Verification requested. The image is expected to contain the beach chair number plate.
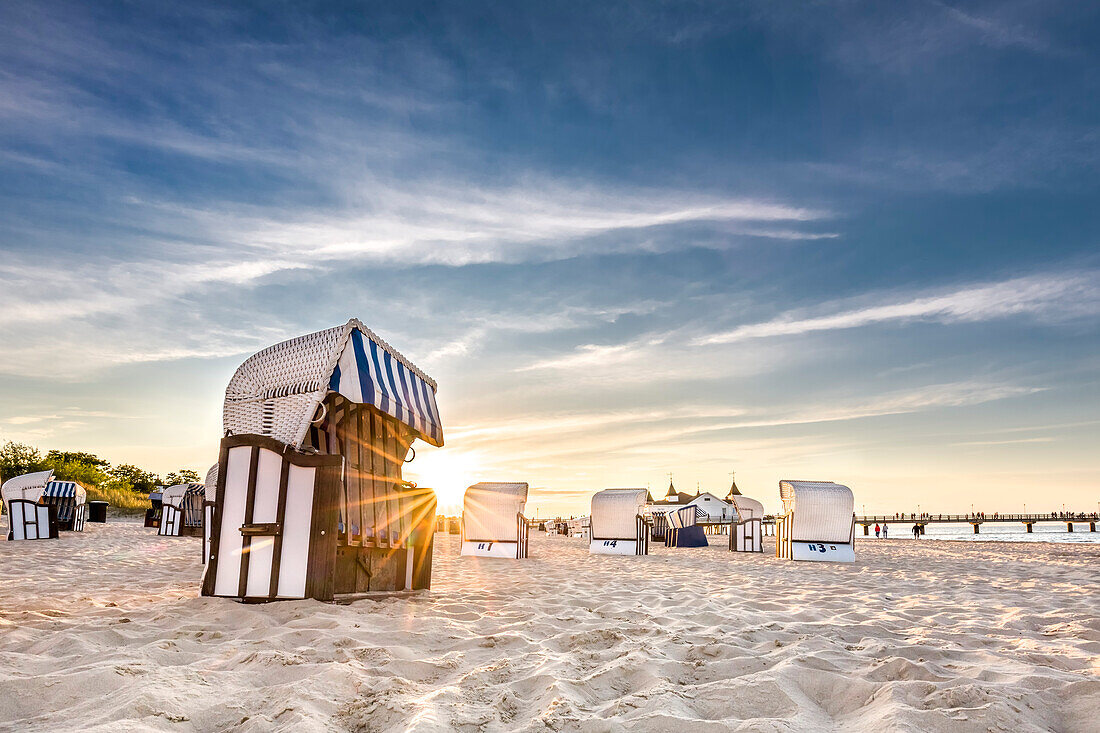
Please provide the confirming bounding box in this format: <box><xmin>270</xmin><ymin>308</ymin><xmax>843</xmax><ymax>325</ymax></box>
<box><xmin>589</xmin><ymin>539</ymin><xmax>642</xmax><ymax>555</ymax></box>
<box><xmin>791</xmin><ymin>541</ymin><xmax>855</xmax><ymax>563</ymax></box>
<box><xmin>461</xmin><ymin>540</ymin><xmax>523</xmax><ymax>558</ymax></box>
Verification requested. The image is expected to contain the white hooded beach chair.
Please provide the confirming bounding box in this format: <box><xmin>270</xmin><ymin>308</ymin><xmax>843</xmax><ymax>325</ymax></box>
<box><xmin>158</xmin><ymin>483</ymin><xmax>205</xmax><ymax>537</ymax></box>
<box><xmin>775</xmin><ymin>480</ymin><xmax>855</xmax><ymax>562</ymax></box>
<box><xmin>3</xmin><ymin>471</ymin><xmax>87</xmax><ymax>540</ymax></box>
<box><xmin>589</xmin><ymin>489</ymin><xmax>649</xmax><ymax>555</ymax></box>
<box><xmin>729</xmin><ymin>495</ymin><xmax>765</xmax><ymax>553</ymax></box>
<box><xmin>3</xmin><ymin>470</ymin><xmax>58</xmax><ymax>540</ymax></box>
<box><xmin>203</xmin><ymin>319</ymin><xmax>443</xmax><ymax>602</ymax></box>
<box><xmin>460</xmin><ymin>482</ymin><xmax>530</xmax><ymax>558</ymax></box>
<box><xmin>566</xmin><ymin>516</ymin><xmax>590</xmax><ymax>540</ymax></box>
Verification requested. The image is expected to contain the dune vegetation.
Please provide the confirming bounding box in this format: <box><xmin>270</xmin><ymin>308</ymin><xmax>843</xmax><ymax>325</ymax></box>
<box><xmin>0</xmin><ymin>441</ymin><xmax>198</xmax><ymax>515</ymax></box>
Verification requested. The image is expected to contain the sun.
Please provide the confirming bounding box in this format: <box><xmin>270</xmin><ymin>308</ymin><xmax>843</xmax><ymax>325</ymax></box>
<box><xmin>402</xmin><ymin>445</ymin><xmax>482</xmax><ymax>515</ymax></box>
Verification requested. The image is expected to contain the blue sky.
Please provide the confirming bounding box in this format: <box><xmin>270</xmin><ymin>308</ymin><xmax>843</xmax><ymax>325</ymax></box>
<box><xmin>1</xmin><ymin>1</ymin><xmax>1098</xmax><ymax>513</ymax></box>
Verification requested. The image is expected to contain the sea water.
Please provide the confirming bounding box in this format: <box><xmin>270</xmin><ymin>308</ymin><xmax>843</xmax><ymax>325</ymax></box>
<box><xmin>872</xmin><ymin>521</ymin><xmax>1100</xmax><ymax>544</ymax></box>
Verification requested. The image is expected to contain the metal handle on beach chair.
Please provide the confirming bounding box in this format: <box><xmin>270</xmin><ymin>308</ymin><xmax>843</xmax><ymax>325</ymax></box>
<box><xmin>239</xmin><ymin>522</ymin><xmax>282</xmax><ymax>537</ymax></box>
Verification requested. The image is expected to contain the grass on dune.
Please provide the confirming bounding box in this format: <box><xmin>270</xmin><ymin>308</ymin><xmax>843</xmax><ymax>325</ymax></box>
<box><xmin>84</xmin><ymin>485</ymin><xmax>150</xmax><ymax>515</ymax></box>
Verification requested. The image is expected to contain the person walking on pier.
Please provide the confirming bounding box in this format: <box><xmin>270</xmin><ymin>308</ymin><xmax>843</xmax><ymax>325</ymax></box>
<box><xmin>875</xmin><ymin>523</ymin><xmax>880</xmax><ymax>538</ymax></box>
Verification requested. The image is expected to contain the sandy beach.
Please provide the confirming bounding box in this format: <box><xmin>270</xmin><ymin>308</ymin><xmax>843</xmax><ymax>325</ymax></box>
<box><xmin>1</xmin><ymin>520</ymin><xmax>1097</xmax><ymax>732</ymax></box>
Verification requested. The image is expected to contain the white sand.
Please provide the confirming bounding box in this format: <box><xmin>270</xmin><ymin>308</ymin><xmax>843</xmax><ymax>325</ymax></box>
<box><xmin>1</xmin><ymin>519</ymin><xmax>1097</xmax><ymax>732</ymax></box>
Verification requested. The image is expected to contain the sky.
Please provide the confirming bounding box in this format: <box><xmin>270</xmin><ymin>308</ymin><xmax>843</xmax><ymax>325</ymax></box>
<box><xmin>0</xmin><ymin>0</ymin><xmax>1098</xmax><ymax>515</ymax></box>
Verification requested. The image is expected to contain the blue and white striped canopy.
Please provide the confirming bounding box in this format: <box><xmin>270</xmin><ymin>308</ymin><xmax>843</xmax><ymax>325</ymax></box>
<box><xmin>43</xmin><ymin>481</ymin><xmax>86</xmax><ymax>521</ymax></box>
<box><xmin>329</xmin><ymin>327</ymin><xmax>443</xmax><ymax>446</ymax></box>
<box><xmin>44</xmin><ymin>481</ymin><xmax>82</xmax><ymax>499</ymax></box>
<box><xmin>223</xmin><ymin>319</ymin><xmax>444</xmax><ymax>450</ymax></box>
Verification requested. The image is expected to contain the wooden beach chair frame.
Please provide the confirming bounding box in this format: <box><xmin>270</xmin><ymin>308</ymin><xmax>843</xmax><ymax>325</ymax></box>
<box><xmin>202</xmin><ymin>500</ymin><xmax>215</xmax><ymax>565</ymax></box>
<box><xmin>729</xmin><ymin>516</ymin><xmax>763</xmax><ymax>552</ymax></box>
<box><xmin>160</xmin><ymin>503</ymin><xmax>181</xmax><ymax>536</ymax></box>
<box><xmin>728</xmin><ymin>495</ymin><xmax>764</xmax><ymax>553</ymax></box>
<box><xmin>158</xmin><ymin>484</ymin><xmax>205</xmax><ymax>537</ymax></box>
<box><xmin>201</xmin><ymin>319</ymin><xmax>443</xmax><ymax>602</ymax></box>
<box><xmin>6</xmin><ymin>499</ymin><xmax>58</xmax><ymax>541</ymax></box>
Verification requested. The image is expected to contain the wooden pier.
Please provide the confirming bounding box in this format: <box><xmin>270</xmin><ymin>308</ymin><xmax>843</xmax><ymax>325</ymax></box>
<box><xmin>856</xmin><ymin>514</ymin><xmax>1098</xmax><ymax>535</ymax></box>
<box><xmin>533</xmin><ymin>513</ymin><xmax>1098</xmax><ymax>538</ymax></box>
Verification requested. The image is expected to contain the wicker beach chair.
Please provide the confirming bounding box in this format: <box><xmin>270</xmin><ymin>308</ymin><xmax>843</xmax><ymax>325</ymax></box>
<box><xmin>202</xmin><ymin>319</ymin><xmax>443</xmax><ymax>602</ymax></box>
<box><xmin>3</xmin><ymin>471</ymin><xmax>83</xmax><ymax>540</ymax></box>
<box><xmin>589</xmin><ymin>489</ymin><xmax>650</xmax><ymax>555</ymax></box>
<box><xmin>566</xmin><ymin>516</ymin><xmax>590</xmax><ymax>539</ymax></box>
<box><xmin>665</xmin><ymin>505</ymin><xmax>708</xmax><ymax>548</ymax></box>
<box><xmin>460</xmin><ymin>482</ymin><xmax>530</xmax><ymax>558</ymax></box>
<box><xmin>775</xmin><ymin>480</ymin><xmax>856</xmax><ymax>562</ymax></box>
<box><xmin>144</xmin><ymin>489</ymin><xmax>163</xmax><ymax>528</ymax></box>
<box><xmin>3</xmin><ymin>470</ymin><xmax>59</xmax><ymax>541</ymax></box>
<box><xmin>158</xmin><ymin>483</ymin><xmax>205</xmax><ymax>537</ymax></box>
<box><xmin>729</xmin><ymin>495</ymin><xmax>764</xmax><ymax>553</ymax></box>
<box><xmin>42</xmin><ymin>481</ymin><xmax>87</xmax><ymax>532</ymax></box>
<box><xmin>5</xmin><ymin>500</ymin><xmax>56</xmax><ymax>540</ymax></box>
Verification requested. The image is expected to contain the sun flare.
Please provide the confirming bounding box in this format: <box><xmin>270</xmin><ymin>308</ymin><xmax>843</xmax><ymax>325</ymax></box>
<box><xmin>402</xmin><ymin>446</ymin><xmax>484</xmax><ymax>515</ymax></box>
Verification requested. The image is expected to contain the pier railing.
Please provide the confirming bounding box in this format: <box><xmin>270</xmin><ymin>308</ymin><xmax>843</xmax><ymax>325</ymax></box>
<box><xmin>857</xmin><ymin>513</ymin><xmax>1098</xmax><ymax>523</ymax></box>
<box><xmin>855</xmin><ymin>513</ymin><xmax>1098</xmax><ymax>534</ymax></box>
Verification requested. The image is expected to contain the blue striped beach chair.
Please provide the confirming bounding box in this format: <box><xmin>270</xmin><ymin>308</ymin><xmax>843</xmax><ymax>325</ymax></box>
<box><xmin>665</xmin><ymin>505</ymin><xmax>708</xmax><ymax>548</ymax></box>
<box><xmin>43</xmin><ymin>481</ymin><xmax>88</xmax><ymax>532</ymax></box>
<box><xmin>159</xmin><ymin>483</ymin><xmax>206</xmax><ymax>537</ymax></box>
<box><xmin>202</xmin><ymin>319</ymin><xmax>443</xmax><ymax>602</ymax></box>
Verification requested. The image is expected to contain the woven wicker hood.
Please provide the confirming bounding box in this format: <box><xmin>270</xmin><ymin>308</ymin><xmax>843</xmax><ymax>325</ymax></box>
<box><xmin>222</xmin><ymin>319</ymin><xmax>443</xmax><ymax>449</ymax></box>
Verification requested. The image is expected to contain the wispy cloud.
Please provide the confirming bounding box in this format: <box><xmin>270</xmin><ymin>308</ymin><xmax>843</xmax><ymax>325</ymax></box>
<box><xmin>205</xmin><ymin>181</ymin><xmax>833</xmax><ymax>269</ymax></box>
<box><xmin>954</xmin><ymin>437</ymin><xmax>1054</xmax><ymax>447</ymax></box>
<box><xmin>515</xmin><ymin>335</ymin><xmax>670</xmax><ymax>372</ymax></box>
<box><xmin>0</xmin><ymin>174</ymin><xmax>831</xmax><ymax>378</ymax></box>
<box><xmin>446</xmin><ymin>381</ymin><xmax>1041</xmax><ymax>452</ymax></box>
<box><xmin>698</xmin><ymin>273</ymin><xmax>1100</xmax><ymax>345</ymax></box>
<box><xmin>676</xmin><ymin>382</ymin><xmax>1045</xmax><ymax>437</ymax></box>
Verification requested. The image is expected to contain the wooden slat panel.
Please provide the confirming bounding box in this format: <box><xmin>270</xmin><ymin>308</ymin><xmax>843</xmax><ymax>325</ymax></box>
<box><xmin>345</xmin><ymin>400</ymin><xmax>362</xmax><ymax>546</ymax></box>
<box><xmin>392</xmin><ymin>428</ymin><xmax>415</xmax><ymax>547</ymax></box>
<box><xmin>237</xmin><ymin>445</ymin><xmax>260</xmax><ymax>599</ymax></box>
<box><xmin>384</xmin><ymin>419</ymin><xmax>404</xmax><ymax>548</ymax></box>
<box><xmin>305</xmin><ymin>460</ymin><xmax>341</xmax><ymax>602</ymax></box>
<box><xmin>334</xmin><ymin>396</ymin><xmax>351</xmax><ymax>545</ymax></box>
<box><xmin>369</xmin><ymin>410</ymin><xmax>389</xmax><ymax>548</ymax></box>
<box><xmin>356</xmin><ymin>407</ymin><xmax>372</xmax><ymax>546</ymax></box>
<box><xmin>266</xmin><ymin>459</ymin><xmax>291</xmax><ymax>598</ymax></box>
<box><xmin>201</xmin><ymin>456</ymin><xmax>231</xmax><ymax>596</ymax></box>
